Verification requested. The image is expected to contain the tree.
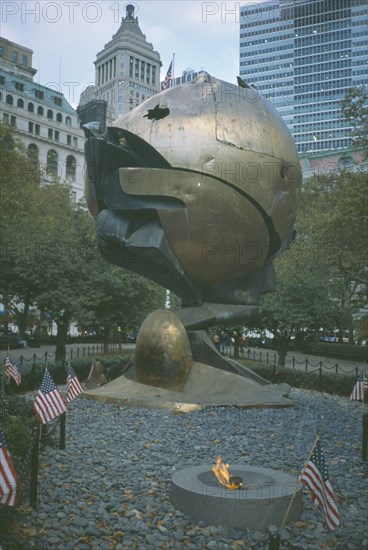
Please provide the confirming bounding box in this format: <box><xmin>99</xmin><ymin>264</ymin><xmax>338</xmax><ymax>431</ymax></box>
<box><xmin>0</xmin><ymin>123</ymin><xmax>166</xmax><ymax>361</ymax></box>
<box><xmin>300</xmin><ymin>169</ymin><xmax>367</xmax><ymax>343</ymax></box>
<box><xmin>0</xmin><ymin>123</ymin><xmax>43</xmax><ymax>337</ymax></box>
<box><xmin>341</xmin><ymin>87</ymin><xmax>368</xmax><ymax>155</ymax></box>
<box><xmin>260</xmin><ymin>240</ymin><xmax>336</xmax><ymax>366</ymax></box>
<box><xmin>260</xmin><ymin>168</ymin><xmax>367</xmax><ymax>363</ymax></box>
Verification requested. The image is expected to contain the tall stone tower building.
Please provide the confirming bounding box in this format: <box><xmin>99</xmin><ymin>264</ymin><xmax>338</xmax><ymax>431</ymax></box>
<box><xmin>79</xmin><ymin>4</ymin><xmax>161</xmax><ymax>127</ymax></box>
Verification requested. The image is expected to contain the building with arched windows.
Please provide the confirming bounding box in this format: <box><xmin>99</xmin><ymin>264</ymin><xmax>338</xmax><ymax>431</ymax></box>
<box><xmin>0</xmin><ymin>37</ymin><xmax>85</xmax><ymax>201</ymax></box>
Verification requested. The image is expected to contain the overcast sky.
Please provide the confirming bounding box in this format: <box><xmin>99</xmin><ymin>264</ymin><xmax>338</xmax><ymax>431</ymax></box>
<box><xmin>0</xmin><ymin>0</ymin><xmax>263</xmax><ymax>107</ymax></box>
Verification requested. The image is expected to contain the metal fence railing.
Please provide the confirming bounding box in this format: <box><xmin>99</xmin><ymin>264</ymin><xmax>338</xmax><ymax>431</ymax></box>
<box><xmin>221</xmin><ymin>345</ymin><xmax>363</xmax><ymax>377</ymax></box>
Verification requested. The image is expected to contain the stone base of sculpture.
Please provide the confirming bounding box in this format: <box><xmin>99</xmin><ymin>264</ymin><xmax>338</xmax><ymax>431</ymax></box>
<box><xmin>82</xmin><ymin>309</ymin><xmax>292</xmax><ymax>409</ymax></box>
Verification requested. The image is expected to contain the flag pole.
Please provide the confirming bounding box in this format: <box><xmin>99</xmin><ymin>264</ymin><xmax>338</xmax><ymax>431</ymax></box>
<box><xmin>172</xmin><ymin>53</ymin><xmax>175</xmax><ymax>87</ymax></box>
<box><xmin>281</xmin><ymin>433</ymin><xmax>320</xmax><ymax>528</ymax></box>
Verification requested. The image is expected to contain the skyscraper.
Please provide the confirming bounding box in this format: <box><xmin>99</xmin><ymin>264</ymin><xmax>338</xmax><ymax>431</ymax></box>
<box><xmin>80</xmin><ymin>4</ymin><xmax>161</xmax><ymax>126</ymax></box>
<box><xmin>239</xmin><ymin>0</ymin><xmax>367</xmax><ymax>163</ymax></box>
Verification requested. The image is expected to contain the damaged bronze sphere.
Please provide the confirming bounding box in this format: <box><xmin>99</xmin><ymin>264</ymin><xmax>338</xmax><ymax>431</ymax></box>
<box><xmin>84</xmin><ymin>72</ymin><xmax>301</xmax><ymax>309</ymax></box>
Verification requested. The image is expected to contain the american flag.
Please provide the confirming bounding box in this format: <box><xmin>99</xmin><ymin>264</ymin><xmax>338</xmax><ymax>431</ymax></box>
<box><xmin>66</xmin><ymin>364</ymin><xmax>84</xmax><ymax>404</ymax></box>
<box><xmin>350</xmin><ymin>372</ymin><xmax>368</xmax><ymax>401</ymax></box>
<box><xmin>0</xmin><ymin>428</ymin><xmax>18</xmax><ymax>507</ymax></box>
<box><xmin>34</xmin><ymin>368</ymin><xmax>66</xmax><ymax>425</ymax></box>
<box><xmin>162</xmin><ymin>60</ymin><xmax>173</xmax><ymax>90</ymax></box>
<box><xmin>300</xmin><ymin>439</ymin><xmax>340</xmax><ymax>531</ymax></box>
<box><xmin>4</xmin><ymin>356</ymin><xmax>21</xmax><ymax>386</ymax></box>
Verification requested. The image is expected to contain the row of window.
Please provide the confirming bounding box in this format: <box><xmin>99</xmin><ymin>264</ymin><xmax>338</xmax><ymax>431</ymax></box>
<box><xmin>294</xmin><ymin>59</ymin><xmax>351</xmax><ymax>75</ymax></box>
<box><xmin>3</xmin><ymin>113</ymin><xmax>79</xmax><ymax>148</ymax></box>
<box><xmin>0</xmin><ymin>47</ymin><xmax>28</xmax><ymax>66</ymax></box>
<box><xmin>240</xmin><ymin>43</ymin><xmax>293</xmax><ymax>57</ymax></box>
<box><xmin>4</xmin><ymin>93</ymin><xmax>73</xmax><ymax>124</ymax></box>
<box><xmin>128</xmin><ymin>56</ymin><xmax>157</xmax><ymax>87</ymax></box>
<box><xmin>0</xmin><ymin>75</ymin><xmax>65</xmax><ymax>107</ymax></box>
<box><xmin>297</xmin><ymin>138</ymin><xmax>350</xmax><ymax>153</ymax></box>
<box><xmin>97</xmin><ymin>58</ymin><xmax>117</xmax><ymax>86</ymax></box>
<box><xmin>27</xmin><ymin>145</ymin><xmax>77</xmax><ymax>182</ymax></box>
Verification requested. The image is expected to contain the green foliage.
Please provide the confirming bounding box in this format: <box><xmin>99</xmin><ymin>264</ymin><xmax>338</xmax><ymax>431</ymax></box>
<box><xmin>340</xmin><ymin>86</ymin><xmax>368</xmax><ymax>155</ymax></box>
<box><xmin>261</xmin><ymin>168</ymin><xmax>368</xmax><ymax>349</ymax></box>
<box><xmin>0</xmin><ymin>123</ymin><xmax>166</xmax><ymax>360</ymax></box>
<box><xmin>4</xmin><ymin>353</ymin><xmax>135</xmax><ymax>393</ymax></box>
<box><xmin>0</xmin><ymin>394</ymin><xmax>36</xmax><ymax>515</ymax></box>
<box><xmin>243</xmin><ymin>362</ymin><xmax>361</xmax><ymax>397</ymax></box>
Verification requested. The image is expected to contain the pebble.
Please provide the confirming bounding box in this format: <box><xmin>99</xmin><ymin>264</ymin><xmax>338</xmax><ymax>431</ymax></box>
<box><xmin>3</xmin><ymin>388</ymin><xmax>367</xmax><ymax>550</ymax></box>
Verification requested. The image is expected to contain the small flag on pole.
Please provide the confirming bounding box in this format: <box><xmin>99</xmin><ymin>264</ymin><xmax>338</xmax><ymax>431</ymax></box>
<box><xmin>350</xmin><ymin>372</ymin><xmax>368</xmax><ymax>401</ymax></box>
<box><xmin>66</xmin><ymin>364</ymin><xmax>84</xmax><ymax>404</ymax></box>
<box><xmin>162</xmin><ymin>60</ymin><xmax>173</xmax><ymax>90</ymax></box>
<box><xmin>300</xmin><ymin>439</ymin><xmax>340</xmax><ymax>531</ymax></box>
<box><xmin>4</xmin><ymin>356</ymin><xmax>21</xmax><ymax>386</ymax></box>
<box><xmin>34</xmin><ymin>368</ymin><xmax>66</xmax><ymax>425</ymax></box>
<box><xmin>0</xmin><ymin>428</ymin><xmax>18</xmax><ymax>507</ymax></box>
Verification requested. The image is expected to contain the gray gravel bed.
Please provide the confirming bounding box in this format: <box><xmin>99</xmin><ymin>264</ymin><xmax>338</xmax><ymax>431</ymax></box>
<box><xmin>1</xmin><ymin>388</ymin><xmax>367</xmax><ymax>550</ymax></box>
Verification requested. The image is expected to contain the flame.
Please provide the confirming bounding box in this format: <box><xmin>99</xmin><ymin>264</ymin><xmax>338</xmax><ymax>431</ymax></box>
<box><xmin>211</xmin><ymin>456</ymin><xmax>241</xmax><ymax>489</ymax></box>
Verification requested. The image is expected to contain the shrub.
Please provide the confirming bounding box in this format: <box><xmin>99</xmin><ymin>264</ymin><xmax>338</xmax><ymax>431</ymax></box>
<box><xmin>241</xmin><ymin>361</ymin><xmax>361</xmax><ymax>397</ymax></box>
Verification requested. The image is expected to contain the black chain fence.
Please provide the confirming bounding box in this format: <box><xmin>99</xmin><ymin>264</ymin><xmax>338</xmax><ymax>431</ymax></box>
<box><xmin>222</xmin><ymin>345</ymin><xmax>363</xmax><ymax>376</ymax></box>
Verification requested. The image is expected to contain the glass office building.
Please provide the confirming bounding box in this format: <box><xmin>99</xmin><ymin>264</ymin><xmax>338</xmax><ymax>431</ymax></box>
<box><xmin>239</xmin><ymin>0</ymin><xmax>368</xmax><ymax>154</ymax></box>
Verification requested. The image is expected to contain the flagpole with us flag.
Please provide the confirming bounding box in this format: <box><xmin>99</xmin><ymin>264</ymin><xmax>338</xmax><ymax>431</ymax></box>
<box><xmin>162</xmin><ymin>54</ymin><xmax>175</xmax><ymax>90</ymax></box>
<box><xmin>299</xmin><ymin>435</ymin><xmax>340</xmax><ymax>531</ymax></box>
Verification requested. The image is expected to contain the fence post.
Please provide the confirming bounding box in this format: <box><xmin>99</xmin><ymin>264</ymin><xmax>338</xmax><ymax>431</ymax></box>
<box><xmin>59</xmin><ymin>412</ymin><xmax>66</xmax><ymax>450</ymax></box>
<box><xmin>30</xmin><ymin>423</ymin><xmax>41</xmax><ymax>508</ymax></box>
<box><xmin>259</xmin><ymin>351</ymin><xmax>262</xmax><ymax>363</ymax></box>
<box><xmin>305</xmin><ymin>357</ymin><xmax>308</xmax><ymax>372</ymax></box>
<box><xmin>266</xmin><ymin>352</ymin><xmax>269</xmax><ymax>365</ymax></box>
<box><xmin>292</xmin><ymin>356</ymin><xmax>295</xmax><ymax>370</ymax></box>
<box><xmin>319</xmin><ymin>363</ymin><xmax>323</xmax><ymax>392</ymax></box>
<box><xmin>77</xmin><ymin>348</ymin><xmax>80</xmax><ymax>359</ymax></box>
<box><xmin>335</xmin><ymin>363</ymin><xmax>338</xmax><ymax>375</ymax></box>
<box><xmin>45</xmin><ymin>351</ymin><xmax>48</xmax><ymax>365</ymax></box>
<box><xmin>31</xmin><ymin>354</ymin><xmax>36</xmax><ymax>388</ymax></box>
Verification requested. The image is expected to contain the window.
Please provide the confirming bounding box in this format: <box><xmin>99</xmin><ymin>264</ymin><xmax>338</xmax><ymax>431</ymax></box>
<box><xmin>15</xmin><ymin>82</ymin><xmax>24</xmax><ymax>92</ymax></box>
<box><xmin>35</xmin><ymin>90</ymin><xmax>44</xmax><ymax>100</ymax></box>
<box><xmin>10</xmin><ymin>116</ymin><xmax>16</xmax><ymax>126</ymax></box>
<box><xmin>67</xmin><ymin>134</ymin><xmax>72</xmax><ymax>146</ymax></box>
<box><xmin>54</xmin><ymin>97</ymin><xmax>62</xmax><ymax>106</ymax></box>
<box><xmin>0</xmin><ymin>46</ymin><xmax>3</xmax><ymax>57</ymax></box>
<box><xmin>13</xmin><ymin>52</ymin><xmax>18</xmax><ymax>63</ymax></box>
<box><xmin>27</xmin><ymin>143</ymin><xmax>39</xmax><ymax>163</ymax></box>
<box><xmin>73</xmin><ymin>137</ymin><xmax>78</xmax><ymax>147</ymax></box>
<box><xmin>28</xmin><ymin>122</ymin><xmax>34</xmax><ymax>133</ymax></box>
<box><xmin>56</xmin><ymin>113</ymin><xmax>62</xmax><ymax>122</ymax></box>
<box><xmin>135</xmin><ymin>59</ymin><xmax>139</xmax><ymax>79</ymax></box>
<box><xmin>17</xmin><ymin>98</ymin><xmax>24</xmax><ymax>108</ymax></box>
<box><xmin>3</xmin><ymin>113</ymin><xmax>9</xmax><ymax>123</ymax></box>
<box><xmin>47</xmin><ymin>150</ymin><xmax>58</xmax><ymax>175</ymax></box>
<box><xmin>22</xmin><ymin>54</ymin><xmax>27</xmax><ymax>66</ymax></box>
<box><xmin>6</xmin><ymin>94</ymin><xmax>13</xmax><ymax>105</ymax></box>
<box><xmin>55</xmin><ymin>131</ymin><xmax>59</xmax><ymax>142</ymax></box>
<box><xmin>37</xmin><ymin>106</ymin><xmax>44</xmax><ymax>116</ymax></box>
<box><xmin>28</xmin><ymin>102</ymin><xmax>34</xmax><ymax>112</ymax></box>
<box><xmin>65</xmin><ymin>116</ymin><xmax>72</xmax><ymax>126</ymax></box>
<box><xmin>66</xmin><ymin>155</ymin><xmax>76</xmax><ymax>183</ymax></box>
<box><xmin>0</xmin><ymin>76</ymin><xmax>4</xmax><ymax>85</ymax></box>
<box><xmin>47</xmin><ymin>109</ymin><xmax>53</xmax><ymax>120</ymax></box>
<box><xmin>35</xmin><ymin>124</ymin><xmax>40</xmax><ymax>136</ymax></box>
<box><xmin>48</xmin><ymin>129</ymin><xmax>53</xmax><ymax>139</ymax></box>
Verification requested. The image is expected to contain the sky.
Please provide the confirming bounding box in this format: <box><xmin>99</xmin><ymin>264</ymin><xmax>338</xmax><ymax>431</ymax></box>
<box><xmin>0</xmin><ymin>0</ymin><xmax>263</xmax><ymax>107</ymax></box>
